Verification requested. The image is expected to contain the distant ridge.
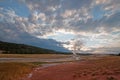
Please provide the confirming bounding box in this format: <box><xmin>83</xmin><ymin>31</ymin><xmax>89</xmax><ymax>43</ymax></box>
<box><xmin>0</xmin><ymin>41</ymin><xmax>58</xmax><ymax>54</ymax></box>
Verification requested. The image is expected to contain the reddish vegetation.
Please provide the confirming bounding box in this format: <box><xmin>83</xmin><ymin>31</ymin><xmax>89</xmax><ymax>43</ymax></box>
<box><xmin>25</xmin><ymin>56</ymin><xmax>120</xmax><ymax>80</ymax></box>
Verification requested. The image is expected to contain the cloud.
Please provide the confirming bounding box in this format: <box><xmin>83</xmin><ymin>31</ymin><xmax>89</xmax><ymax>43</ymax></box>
<box><xmin>91</xmin><ymin>47</ymin><xmax>120</xmax><ymax>54</ymax></box>
<box><xmin>5</xmin><ymin>0</ymin><xmax>119</xmax><ymax>34</ymax></box>
<box><xmin>0</xmin><ymin>0</ymin><xmax>120</xmax><ymax>53</ymax></box>
<box><xmin>0</xmin><ymin>7</ymin><xmax>68</xmax><ymax>52</ymax></box>
<box><xmin>0</xmin><ymin>21</ymin><xmax>69</xmax><ymax>52</ymax></box>
<box><xmin>28</xmin><ymin>11</ymin><xmax>46</xmax><ymax>23</ymax></box>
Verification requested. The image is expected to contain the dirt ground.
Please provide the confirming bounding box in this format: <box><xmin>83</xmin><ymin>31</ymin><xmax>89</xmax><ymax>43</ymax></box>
<box><xmin>24</xmin><ymin>56</ymin><xmax>120</xmax><ymax>80</ymax></box>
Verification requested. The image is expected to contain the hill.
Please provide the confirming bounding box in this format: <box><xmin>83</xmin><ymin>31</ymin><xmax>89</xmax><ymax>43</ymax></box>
<box><xmin>0</xmin><ymin>41</ymin><xmax>58</xmax><ymax>54</ymax></box>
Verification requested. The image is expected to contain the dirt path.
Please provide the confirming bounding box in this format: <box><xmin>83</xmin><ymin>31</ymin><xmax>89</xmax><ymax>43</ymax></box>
<box><xmin>23</xmin><ymin>57</ymin><xmax>120</xmax><ymax>80</ymax></box>
<box><xmin>0</xmin><ymin>55</ymin><xmax>105</xmax><ymax>62</ymax></box>
<box><xmin>0</xmin><ymin>57</ymin><xmax>74</xmax><ymax>62</ymax></box>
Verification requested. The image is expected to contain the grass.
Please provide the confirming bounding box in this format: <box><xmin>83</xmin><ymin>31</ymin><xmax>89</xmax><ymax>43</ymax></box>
<box><xmin>0</xmin><ymin>61</ymin><xmax>73</xmax><ymax>80</ymax></box>
<box><xmin>0</xmin><ymin>62</ymin><xmax>35</xmax><ymax>80</ymax></box>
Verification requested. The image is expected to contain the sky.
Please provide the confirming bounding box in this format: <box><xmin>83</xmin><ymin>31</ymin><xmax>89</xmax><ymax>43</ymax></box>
<box><xmin>0</xmin><ymin>0</ymin><xmax>120</xmax><ymax>54</ymax></box>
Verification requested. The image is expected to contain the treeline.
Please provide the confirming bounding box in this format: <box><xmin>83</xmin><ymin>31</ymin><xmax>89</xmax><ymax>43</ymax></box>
<box><xmin>0</xmin><ymin>41</ymin><xmax>57</xmax><ymax>54</ymax></box>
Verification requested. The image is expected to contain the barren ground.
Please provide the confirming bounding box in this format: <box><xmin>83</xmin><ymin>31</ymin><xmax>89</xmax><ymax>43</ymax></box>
<box><xmin>24</xmin><ymin>56</ymin><xmax>120</xmax><ymax>80</ymax></box>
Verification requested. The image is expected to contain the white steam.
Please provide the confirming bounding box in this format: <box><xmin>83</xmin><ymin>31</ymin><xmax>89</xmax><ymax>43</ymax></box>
<box><xmin>70</xmin><ymin>39</ymin><xmax>84</xmax><ymax>60</ymax></box>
